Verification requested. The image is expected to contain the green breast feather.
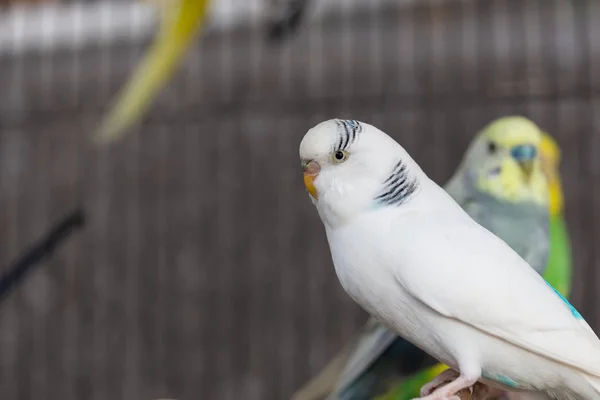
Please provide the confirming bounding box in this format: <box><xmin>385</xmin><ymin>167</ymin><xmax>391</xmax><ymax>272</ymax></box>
<box><xmin>543</xmin><ymin>214</ymin><xmax>573</xmax><ymax>298</ymax></box>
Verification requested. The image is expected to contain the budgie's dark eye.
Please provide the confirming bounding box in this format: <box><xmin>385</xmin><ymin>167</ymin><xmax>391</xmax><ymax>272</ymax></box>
<box><xmin>487</xmin><ymin>141</ymin><xmax>497</xmax><ymax>154</ymax></box>
<box><xmin>332</xmin><ymin>150</ymin><xmax>349</xmax><ymax>164</ymax></box>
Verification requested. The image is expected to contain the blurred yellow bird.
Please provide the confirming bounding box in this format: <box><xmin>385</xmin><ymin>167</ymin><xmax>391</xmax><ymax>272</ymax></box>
<box><xmin>96</xmin><ymin>0</ymin><xmax>211</xmax><ymax>145</ymax></box>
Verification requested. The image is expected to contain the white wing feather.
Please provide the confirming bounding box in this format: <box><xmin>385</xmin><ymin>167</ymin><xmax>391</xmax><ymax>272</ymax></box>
<box><xmin>389</xmin><ymin>201</ymin><xmax>600</xmax><ymax>377</ymax></box>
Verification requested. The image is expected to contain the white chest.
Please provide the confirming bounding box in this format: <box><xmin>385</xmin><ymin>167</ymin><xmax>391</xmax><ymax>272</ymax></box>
<box><xmin>325</xmin><ymin>224</ymin><xmax>423</xmax><ymax>338</ymax></box>
<box><xmin>323</xmin><ymin>217</ymin><xmax>465</xmax><ymax>369</ymax></box>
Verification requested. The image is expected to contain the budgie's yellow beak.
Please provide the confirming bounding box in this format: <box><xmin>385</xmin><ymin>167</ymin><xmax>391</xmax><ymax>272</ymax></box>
<box><xmin>302</xmin><ymin>160</ymin><xmax>320</xmax><ymax>199</ymax></box>
<box><xmin>509</xmin><ymin>144</ymin><xmax>537</xmax><ymax>180</ymax></box>
<box><xmin>539</xmin><ymin>131</ymin><xmax>564</xmax><ymax>217</ymax></box>
<box><xmin>95</xmin><ymin>0</ymin><xmax>212</xmax><ymax>145</ymax></box>
<box><xmin>519</xmin><ymin>160</ymin><xmax>534</xmax><ymax>179</ymax></box>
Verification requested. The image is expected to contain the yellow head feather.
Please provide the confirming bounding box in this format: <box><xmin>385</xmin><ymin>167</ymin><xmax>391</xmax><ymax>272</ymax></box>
<box><xmin>482</xmin><ymin>116</ymin><xmax>542</xmax><ymax>149</ymax></box>
<box><xmin>475</xmin><ymin>116</ymin><xmax>548</xmax><ymax>206</ymax></box>
<box><xmin>539</xmin><ymin>131</ymin><xmax>564</xmax><ymax>217</ymax></box>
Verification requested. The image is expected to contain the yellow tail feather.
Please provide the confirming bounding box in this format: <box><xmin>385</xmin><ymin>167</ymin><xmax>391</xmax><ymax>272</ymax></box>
<box><xmin>96</xmin><ymin>0</ymin><xmax>211</xmax><ymax>145</ymax></box>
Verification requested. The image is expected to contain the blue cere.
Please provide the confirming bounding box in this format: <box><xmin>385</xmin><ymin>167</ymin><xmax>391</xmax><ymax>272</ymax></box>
<box><xmin>545</xmin><ymin>280</ymin><xmax>583</xmax><ymax>320</ymax></box>
<box><xmin>510</xmin><ymin>144</ymin><xmax>537</xmax><ymax>161</ymax></box>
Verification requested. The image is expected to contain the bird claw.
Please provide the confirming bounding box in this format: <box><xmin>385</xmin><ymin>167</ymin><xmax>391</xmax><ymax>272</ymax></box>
<box><xmin>414</xmin><ymin>383</ymin><xmax>501</xmax><ymax>400</ymax></box>
<box><xmin>413</xmin><ymin>394</ymin><xmax>464</xmax><ymax>400</ymax></box>
<box><xmin>416</xmin><ymin>369</ymin><xmax>499</xmax><ymax>400</ymax></box>
<box><xmin>420</xmin><ymin>369</ymin><xmax>461</xmax><ymax>396</ymax></box>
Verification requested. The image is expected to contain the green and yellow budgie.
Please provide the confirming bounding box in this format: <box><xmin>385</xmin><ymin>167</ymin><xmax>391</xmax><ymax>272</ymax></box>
<box><xmin>96</xmin><ymin>0</ymin><xmax>211</xmax><ymax>145</ymax></box>
<box><xmin>293</xmin><ymin>117</ymin><xmax>572</xmax><ymax>400</ymax></box>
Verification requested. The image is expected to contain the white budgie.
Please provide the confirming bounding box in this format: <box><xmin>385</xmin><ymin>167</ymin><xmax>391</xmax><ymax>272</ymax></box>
<box><xmin>294</xmin><ymin>116</ymin><xmax>551</xmax><ymax>400</ymax></box>
<box><xmin>299</xmin><ymin>119</ymin><xmax>600</xmax><ymax>400</ymax></box>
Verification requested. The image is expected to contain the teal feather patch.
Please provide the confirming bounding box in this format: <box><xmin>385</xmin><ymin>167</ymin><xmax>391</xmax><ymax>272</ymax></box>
<box><xmin>545</xmin><ymin>281</ymin><xmax>583</xmax><ymax>320</ymax></box>
<box><xmin>482</xmin><ymin>371</ymin><xmax>518</xmax><ymax>388</ymax></box>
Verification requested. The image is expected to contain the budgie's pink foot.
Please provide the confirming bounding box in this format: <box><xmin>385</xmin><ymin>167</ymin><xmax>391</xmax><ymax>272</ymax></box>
<box><xmin>419</xmin><ymin>368</ymin><xmax>461</xmax><ymax>396</ymax></box>
<box><xmin>414</xmin><ymin>370</ymin><xmax>480</xmax><ymax>400</ymax></box>
<box><xmin>415</xmin><ymin>383</ymin><xmax>499</xmax><ymax>400</ymax></box>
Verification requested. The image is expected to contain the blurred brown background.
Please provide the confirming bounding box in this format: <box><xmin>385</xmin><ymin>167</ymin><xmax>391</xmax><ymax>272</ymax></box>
<box><xmin>0</xmin><ymin>0</ymin><xmax>598</xmax><ymax>399</ymax></box>
<box><xmin>0</xmin><ymin>0</ymin><xmax>54</xmax><ymax>6</ymax></box>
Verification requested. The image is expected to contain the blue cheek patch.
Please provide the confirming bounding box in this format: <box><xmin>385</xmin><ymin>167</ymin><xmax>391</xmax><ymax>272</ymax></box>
<box><xmin>369</xmin><ymin>200</ymin><xmax>385</xmax><ymax>210</ymax></box>
<box><xmin>482</xmin><ymin>371</ymin><xmax>519</xmax><ymax>388</ymax></box>
<box><xmin>487</xmin><ymin>166</ymin><xmax>502</xmax><ymax>177</ymax></box>
<box><xmin>545</xmin><ymin>281</ymin><xmax>583</xmax><ymax>320</ymax></box>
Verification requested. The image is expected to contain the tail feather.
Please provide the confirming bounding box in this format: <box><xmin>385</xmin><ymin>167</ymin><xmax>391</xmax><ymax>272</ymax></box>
<box><xmin>96</xmin><ymin>0</ymin><xmax>211</xmax><ymax>145</ymax></box>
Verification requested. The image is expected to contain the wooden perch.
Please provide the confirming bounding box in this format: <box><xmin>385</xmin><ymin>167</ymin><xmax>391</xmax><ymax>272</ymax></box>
<box><xmin>433</xmin><ymin>380</ymin><xmax>502</xmax><ymax>400</ymax></box>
